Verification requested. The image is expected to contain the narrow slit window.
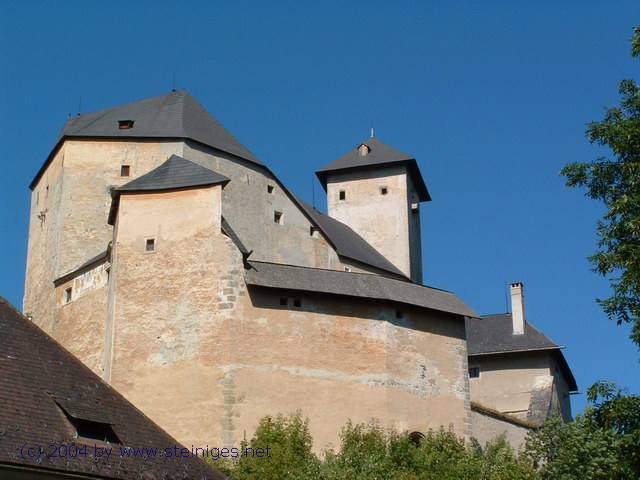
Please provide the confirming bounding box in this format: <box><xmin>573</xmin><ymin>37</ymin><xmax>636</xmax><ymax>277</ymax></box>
<box><xmin>145</xmin><ymin>238</ymin><xmax>156</xmax><ymax>252</ymax></box>
<box><xmin>120</xmin><ymin>165</ymin><xmax>130</xmax><ymax>177</ymax></box>
<box><xmin>267</xmin><ymin>185</ymin><xmax>274</xmax><ymax>194</ymax></box>
<box><xmin>118</xmin><ymin>120</ymin><xmax>134</xmax><ymax>130</ymax></box>
<box><xmin>274</xmin><ymin>211</ymin><xmax>283</xmax><ymax>225</ymax></box>
<box><xmin>339</xmin><ymin>190</ymin><xmax>346</xmax><ymax>201</ymax></box>
<box><xmin>64</xmin><ymin>287</ymin><xmax>72</xmax><ymax>304</ymax></box>
<box><xmin>380</xmin><ymin>186</ymin><xmax>388</xmax><ymax>195</ymax></box>
<box><xmin>469</xmin><ymin>367</ymin><xmax>480</xmax><ymax>378</ymax></box>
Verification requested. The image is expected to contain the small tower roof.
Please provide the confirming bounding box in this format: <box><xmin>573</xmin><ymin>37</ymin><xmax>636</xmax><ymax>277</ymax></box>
<box><xmin>108</xmin><ymin>155</ymin><xmax>229</xmax><ymax>224</ymax></box>
<box><xmin>118</xmin><ymin>154</ymin><xmax>229</xmax><ymax>192</ymax></box>
<box><xmin>315</xmin><ymin>137</ymin><xmax>431</xmax><ymax>201</ymax></box>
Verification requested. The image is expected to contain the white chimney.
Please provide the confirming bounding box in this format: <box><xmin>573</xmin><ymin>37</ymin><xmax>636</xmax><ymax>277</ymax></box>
<box><xmin>510</xmin><ymin>282</ymin><xmax>525</xmax><ymax>335</ymax></box>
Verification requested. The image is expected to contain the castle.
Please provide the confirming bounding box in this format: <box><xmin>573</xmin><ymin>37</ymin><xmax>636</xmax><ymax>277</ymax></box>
<box><xmin>23</xmin><ymin>90</ymin><xmax>576</xmax><ymax>450</ymax></box>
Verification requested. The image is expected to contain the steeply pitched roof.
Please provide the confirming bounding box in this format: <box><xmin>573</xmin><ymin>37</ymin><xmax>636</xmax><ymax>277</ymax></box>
<box><xmin>296</xmin><ymin>200</ymin><xmax>407</xmax><ymax>278</ymax></box>
<box><xmin>107</xmin><ymin>155</ymin><xmax>229</xmax><ymax>224</ymax></box>
<box><xmin>30</xmin><ymin>90</ymin><xmax>260</xmax><ymax>189</ymax></box>
<box><xmin>245</xmin><ymin>261</ymin><xmax>477</xmax><ymax>318</ymax></box>
<box><xmin>315</xmin><ymin>137</ymin><xmax>431</xmax><ymax>201</ymax></box>
<box><xmin>0</xmin><ymin>296</ymin><xmax>224</xmax><ymax>479</ymax></box>
<box><xmin>466</xmin><ymin>313</ymin><xmax>577</xmax><ymax>391</ymax></box>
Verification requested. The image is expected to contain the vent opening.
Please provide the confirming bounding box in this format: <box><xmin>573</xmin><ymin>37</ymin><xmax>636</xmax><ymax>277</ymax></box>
<box><xmin>118</xmin><ymin>120</ymin><xmax>134</xmax><ymax>130</ymax></box>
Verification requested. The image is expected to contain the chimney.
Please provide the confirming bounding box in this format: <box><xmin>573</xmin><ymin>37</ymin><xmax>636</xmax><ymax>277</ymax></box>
<box><xmin>510</xmin><ymin>282</ymin><xmax>525</xmax><ymax>335</ymax></box>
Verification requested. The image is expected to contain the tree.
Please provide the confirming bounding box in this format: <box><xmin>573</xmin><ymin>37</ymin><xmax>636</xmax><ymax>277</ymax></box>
<box><xmin>525</xmin><ymin>381</ymin><xmax>640</xmax><ymax>479</ymax></box>
<box><xmin>561</xmin><ymin>26</ymin><xmax>640</xmax><ymax>347</ymax></box>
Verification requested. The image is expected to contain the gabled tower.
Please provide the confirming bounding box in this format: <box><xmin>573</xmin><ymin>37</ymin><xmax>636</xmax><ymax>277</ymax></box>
<box><xmin>316</xmin><ymin>137</ymin><xmax>430</xmax><ymax>283</ymax></box>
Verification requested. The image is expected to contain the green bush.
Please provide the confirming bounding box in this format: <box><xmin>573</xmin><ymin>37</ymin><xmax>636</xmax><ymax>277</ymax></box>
<box><xmin>212</xmin><ymin>382</ymin><xmax>639</xmax><ymax>479</ymax></box>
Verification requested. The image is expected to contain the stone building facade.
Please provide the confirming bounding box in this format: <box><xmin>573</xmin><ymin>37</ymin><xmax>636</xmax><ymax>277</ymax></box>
<box><xmin>23</xmin><ymin>90</ymin><xmax>575</xmax><ymax>451</ymax></box>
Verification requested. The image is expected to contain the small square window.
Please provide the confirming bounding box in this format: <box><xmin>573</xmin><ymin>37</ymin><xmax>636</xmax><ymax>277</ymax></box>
<box><xmin>145</xmin><ymin>238</ymin><xmax>156</xmax><ymax>252</ymax></box>
<box><xmin>339</xmin><ymin>190</ymin><xmax>346</xmax><ymax>201</ymax></box>
<box><xmin>279</xmin><ymin>297</ymin><xmax>288</xmax><ymax>306</ymax></box>
<box><xmin>64</xmin><ymin>287</ymin><xmax>72</xmax><ymax>304</ymax></box>
<box><xmin>267</xmin><ymin>185</ymin><xmax>274</xmax><ymax>194</ymax></box>
<box><xmin>293</xmin><ymin>299</ymin><xmax>301</xmax><ymax>308</ymax></box>
<box><xmin>118</xmin><ymin>120</ymin><xmax>134</xmax><ymax>130</ymax></box>
<box><xmin>469</xmin><ymin>367</ymin><xmax>480</xmax><ymax>378</ymax></box>
<box><xmin>274</xmin><ymin>211</ymin><xmax>283</xmax><ymax>225</ymax></box>
<box><xmin>380</xmin><ymin>186</ymin><xmax>388</xmax><ymax>195</ymax></box>
<box><xmin>120</xmin><ymin>165</ymin><xmax>130</xmax><ymax>177</ymax></box>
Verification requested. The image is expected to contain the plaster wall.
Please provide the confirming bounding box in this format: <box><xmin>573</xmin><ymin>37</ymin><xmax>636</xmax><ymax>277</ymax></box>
<box><xmin>325</xmin><ymin>166</ymin><xmax>421</xmax><ymax>281</ymax></box>
<box><xmin>227</xmin><ymin>289</ymin><xmax>470</xmax><ymax>451</ymax></box>
<box><xmin>468</xmin><ymin>353</ymin><xmax>552</xmax><ymax>420</ymax></box>
<box><xmin>24</xmin><ymin>139</ymin><xmax>183</xmax><ymax>333</ymax></box>
<box><xmin>24</xmin><ymin>146</ymin><xmax>67</xmax><ymax>333</ymax></box>
<box><xmin>54</xmin><ymin>264</ymin><xmax>109</xmax><ymax>375</ymax></box>
<box><xmin>470</xmin><ymin>410</ymin><xmax>529</xmax><ymax>451</ymax></box>
<box><xmin>108</xmin><ymin>185</ymin><xmax>242</xmax><ymax>447</ymax></box>
<box><xmin>183</xmin><ymin>141</ymin><xmax>353</xmax><ymax>272</ymax></box>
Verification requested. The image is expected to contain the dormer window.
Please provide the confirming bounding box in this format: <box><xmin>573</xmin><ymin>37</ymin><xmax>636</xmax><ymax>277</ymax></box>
<box><xmin>118</xmin><ymin>120</ymin><xmax>134</xmax><ymax>130</ymax></box>
<box><xmin>55</xmin><ymin>401</ymin><xmax>120</xmax><ymax>444</ymax></box>
<box><xmin>358</xmin><ymin>144</ymin><xmax>370</xmax><ymax>156</ymax></box>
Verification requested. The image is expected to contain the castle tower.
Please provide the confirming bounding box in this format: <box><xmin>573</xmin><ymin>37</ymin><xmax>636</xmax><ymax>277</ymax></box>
<box><xmin>316</xmin><ymin>137</ymin><xmax>430</xmax><ymax>283</ymax></box>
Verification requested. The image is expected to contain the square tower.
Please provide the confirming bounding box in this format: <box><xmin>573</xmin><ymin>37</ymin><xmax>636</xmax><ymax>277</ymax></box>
<box><xmin>316</xmin><ymin>137</ymin><xmax>430</xmax><ymax>283</ymax></box>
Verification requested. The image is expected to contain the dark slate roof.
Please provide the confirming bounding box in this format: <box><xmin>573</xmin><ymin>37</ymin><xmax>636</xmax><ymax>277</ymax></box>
<box><xmin>108</xmin><ymin>155</ymin><xmax>229</xmax><ymax>224</ymax></box>
<box><xmin>315</xmin><ymin>137</ymin><xmax>431</xmax><ymax>201</ymax></box>
<box><xmin>30</xmin><ymin>90</ymin><xmax>259</xmax><ymax>189</ymax></box>
<box><xmin>296</xmin><ymin>200</ymin><xmax>406</xmax><ymax>278</ymax></box>
<box><xmin>221</xmin><ymin>217</ymin><xmax>249</xmax><ymax>255</ymax></box>
<box><xmin>119</xmin><ymin>155</ymin><xmax>229</xmax><ymax>192</ymax></box>
<box><xmin>0</xmin><ymin>296</ymin><xmax>223</xmax><ymax>480</ymax></box>
<box><xmin>245</xmin><ymin>261</ymin><xmax>477</xmax><ymax>318</ymax></box>
<box><xmin>466</xmin><ymin>314</ymin><xmax>559</xmax><ymax>355</ymax></box>
<box><xmin>466</xmin><ymin>313</ymin><xmax>577</xmax><ymax>391</ymax></box>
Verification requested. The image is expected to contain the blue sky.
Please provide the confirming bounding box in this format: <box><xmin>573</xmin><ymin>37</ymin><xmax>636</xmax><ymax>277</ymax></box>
<box><xmin>1</xmin><ymin>1</ymin><xmax>638</xmax><ymax>414</ymax></box>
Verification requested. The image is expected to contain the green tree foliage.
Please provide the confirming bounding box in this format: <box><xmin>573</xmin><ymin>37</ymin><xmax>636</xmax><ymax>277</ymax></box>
<box><xmin>561</xmin><ymin>26</ymin><xmax>640</xmax><ymax>346</ymax></box>
<box><xmin>525</xmin><ymin>381</ymin><xmax>640</xmax><ymax>479</ymax></box>
<box><xmin>216</xmin><ymin>384</ymin><xmax>639</xmax><ymax>479</ymax></box>
<box><xmin>219</xmin><ymin>415</ymin><xmax>535</xmax><ymax>480</ymax></box>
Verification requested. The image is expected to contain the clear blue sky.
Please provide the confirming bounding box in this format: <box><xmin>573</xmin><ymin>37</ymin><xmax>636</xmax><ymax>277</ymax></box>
<box><xmin>1</xmin><ymin>1</ymin><xmax>638</xmax><ymax>415</ymax></box>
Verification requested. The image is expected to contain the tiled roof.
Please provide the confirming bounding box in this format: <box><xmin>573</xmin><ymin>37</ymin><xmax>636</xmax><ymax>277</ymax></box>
<box><xmin>315</xmin><ymin>137</ymin><xmax>431</xmax><ymax>201</ymax></box>
<box><xmin>0</xmin><ymin>296</ymin><xmax>224</xmax><ymax>479</ymax></box>
<box><xmin>245</xmin><ymin>260</ymin><xmax>477</xmax><ymax>318</ymax></box>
